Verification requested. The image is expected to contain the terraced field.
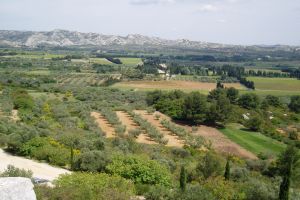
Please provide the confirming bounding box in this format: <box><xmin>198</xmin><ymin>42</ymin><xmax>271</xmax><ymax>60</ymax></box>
<box><xmin>116</xmin><ymin>111</ymin><xmax>156</xmax><ymax>145</ymax></box>
<box><xmin>91</xmin><ymin>110</ymin><xmax>260</xmax><ymax>158</ymax></box>
<box><xmin>90</xmin><ymin>112</ymin><xmax>115</xmax><ymax>138</ymax></box>
<box><xmin>134</xmin><ymin>110</ymin><xmax>184</xmax><ymax>147</ymax></box>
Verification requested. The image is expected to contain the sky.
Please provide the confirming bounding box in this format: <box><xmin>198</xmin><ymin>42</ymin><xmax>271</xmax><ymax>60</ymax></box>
<box><xmin>0</xmin><ymin>0</ymin><xmax>300</xmax><ymax>45</ymax></box>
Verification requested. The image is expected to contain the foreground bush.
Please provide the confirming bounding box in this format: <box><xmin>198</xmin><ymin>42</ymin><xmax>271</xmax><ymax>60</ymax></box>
<box><xmin>35</xmin><ymin>172</ymin><xmax>135</xmax><ymax>200</ymax></box>
<box><xmin>0</xmin><ymin>165</ymin><xmax>33</xmax><ymax>178</ymax></box>
<box><xmin>145</xmin><ymin>184</ymin><xmax>216</xmax><ymax>200</ymax></box>
<box><xmin>106</xmin><ymin>155</ymin><xmax>172</xmax><ymax>186</ymax></box>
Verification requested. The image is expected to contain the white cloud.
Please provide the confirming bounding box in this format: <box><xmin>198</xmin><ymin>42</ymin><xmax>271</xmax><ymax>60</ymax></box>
<box><xmin>195</xmin><ymin>4</ymin><xmax>219</xmax><ymax>12</ymax></box>
<box><xmin>130</xmin><ymin>0</ymin><xmax>174</xmax><ymax>5</ymax></box>
<box><xmin>217</xmin><ymin>19</ymin><xmax>227</xmax><ymax>23</ymax></box>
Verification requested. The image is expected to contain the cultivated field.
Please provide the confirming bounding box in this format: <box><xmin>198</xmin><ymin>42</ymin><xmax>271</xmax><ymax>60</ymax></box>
<box><xmin>118</xmin><ymin>58</ymin><xmax>142</xmax><ymax>66</ymax></box>
<box><xmin>190</xmin><ymin>125</ymin><xmax>257</xmax><ymax>159</ymax></box>
<box><xmin>91</xmin><ymin>112</ymin><xmax>116</xmax><ymax>138</ymax></box>
<box><xmin>248</xmin><ymin>77</ymin><xmax>300</xmax><ymax>91</ymax></box>
<box><xmin>134</xmin><ymin>110</ymin><xmax>185</xmax><ymax>147</ymax></box>
<box><xmin>112</xmin><ymin>80</ymin><xmax>244</xmax><ymax>91</ymax></box>
<box><xmin>56</xmin><ymin>73</ymin><xmax>121</xmax><ymax>86</ymax></box>
<box><xmin>220</xmin><ymin>123</ymin><xmax>286</xmax><ymax>156</ymax></box>
<box><xmin>116</xmin><ymin>111</ymin><xmax>157</xmax><ymax>145</ymax></box>
<box><xmin>88</xmin><ymin>57</ymin><xmax>141</xmax><ymax>66</ymax></box>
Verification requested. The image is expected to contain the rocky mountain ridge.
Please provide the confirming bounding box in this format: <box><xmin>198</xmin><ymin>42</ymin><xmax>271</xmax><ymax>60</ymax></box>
<box><xmin>0</xmin><ymin>29</ymin><xmax>298</xmax><ymax>52</ymax></box>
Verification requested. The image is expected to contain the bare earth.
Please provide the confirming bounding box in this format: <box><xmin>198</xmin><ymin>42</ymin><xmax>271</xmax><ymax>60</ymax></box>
<box><xmin>134</xmin><ymin>110</ymin><xmax>184</xmax><ymax>147</ymax></box>
<box><xmin>90</xmin><ymin>112</ymin><xmax>115</xmax><ymax>138</ymax></box>
<box><xmin>148</xmin><ymin>111</ymin><xmax>256</xmax><ymax>159</ymax></box>
<box><xmin>0</xmin><ymin>149</ymin><xmax>70</xmax><ymax>181</ymax></box>
<box><xmin>116</xmin><ymin>111</ymin><xmax>138</xmax><ymax>135</ymax></box>
<box><xmin>11</xmin><ymin>109</ymin><xmax>20</xmax><ymax>121</ymax></box>
<box><xmin>114</xmin><ymin>80</ymin><xmax>243</xmax><ymax>91</ymax></box>
<box><xmin>116</xmin><ymin>111</ymin><xmax>157</xmax><ymax>145</ymax></box>
<box><xmin>193</xmin><ymin>126</ymin><xmax>257</xmax><ymax>159</ymax></box>
<box><xmin>92</xmin><ymin>110</ymin><xmax>255</xmax><ymax>159</ymax></box>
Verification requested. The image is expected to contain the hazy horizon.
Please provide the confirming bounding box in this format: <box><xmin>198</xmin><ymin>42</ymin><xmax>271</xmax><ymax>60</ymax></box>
<box><xmin>1</xmin><ymin>0</ymin><xmax>300</xmax><ymax>46</ymax></box>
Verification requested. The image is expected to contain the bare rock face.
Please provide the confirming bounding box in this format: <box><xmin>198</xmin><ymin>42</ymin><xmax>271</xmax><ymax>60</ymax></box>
<box><xmin>0</xmin><ymin>177</ymin><xmax>36</xmax><ymax>200</ymax></box>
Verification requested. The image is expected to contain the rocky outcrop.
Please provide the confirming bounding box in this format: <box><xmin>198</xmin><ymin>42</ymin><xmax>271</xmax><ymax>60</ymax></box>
<box><xmin>0</xmin><ymin>177</ymin><xmax>36</xmax><ymax>200</ymax></box>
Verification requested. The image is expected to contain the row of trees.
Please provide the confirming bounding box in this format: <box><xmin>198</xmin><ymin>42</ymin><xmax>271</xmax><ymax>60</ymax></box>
<box><xmin>146</xmin><ymin>88</ymin><xmax>236</xmax><ymax>126</ymax></box>
<box><xmin>147</xmin><ymin>88</ymin><xmax>300</xmax><ymax>127</ymax></box>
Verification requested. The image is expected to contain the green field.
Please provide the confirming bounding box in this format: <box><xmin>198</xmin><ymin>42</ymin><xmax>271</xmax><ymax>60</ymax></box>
<box><xmin>220</xmin><ymin>123</ymin><xmax>286</xmax><ymax>156</ymax></box>
<box><xmin>118</xmin><ymin>57</ymin><xmax>142</xmax><ymax>66</ymax></box>
<box><xmin>88</xmin><ymin>57</ymin><xmax>141</xmax><ymax>66</ymax></box>
<box><xmin>248</xmin><ymin>77</ymin><xmax>300</xmax><ymax>91</ymax></box>
<box><xmin>89</xmin><ymin>58</ymin><xmax>114</xmax><ymax>65</ymax></box>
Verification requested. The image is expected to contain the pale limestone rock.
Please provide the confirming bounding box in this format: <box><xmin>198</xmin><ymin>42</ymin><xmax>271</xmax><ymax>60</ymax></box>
<box><xmin>0</xmin><ymin>177</ymin><xmax>36</xmax><ymax>200</ymax></box>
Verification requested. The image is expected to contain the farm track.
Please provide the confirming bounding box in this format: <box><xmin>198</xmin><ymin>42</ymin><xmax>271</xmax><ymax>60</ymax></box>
<box><xmin>116</xmin><ymin>111</ymin><xmax>157</xmax><ymax>145</ymax></box>
<box><xmin>134</xmin><ymin>110</ymin><xmax>184</xmax><ymax>147</ymax></box>
<box><xmin>90</xmin><ymin>112</ymin><xmax>115</xmax><ymax>138</ymax></box>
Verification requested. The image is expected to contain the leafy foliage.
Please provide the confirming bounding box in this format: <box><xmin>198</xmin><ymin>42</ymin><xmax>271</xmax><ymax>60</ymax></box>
<box><xmin>106</xmin><ymin>155</ymin><xmax>172</xmax><ymax>186</ymax></box>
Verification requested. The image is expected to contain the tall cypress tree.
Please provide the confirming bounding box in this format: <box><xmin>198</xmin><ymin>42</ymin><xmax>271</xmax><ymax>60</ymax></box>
<box><xmin>278</xmin><ymin>144</ymin><xmax>299</xmax><ymax>200</ymax></box>
<box><xmin>224</xmin><ymin>157</ymin><xmax>230</xmax><ymax>180</ymax></box>
<box><xmin>180</xmin><ymin>166</ymin><xmax>187</xmax><ymax>191</ymax></box>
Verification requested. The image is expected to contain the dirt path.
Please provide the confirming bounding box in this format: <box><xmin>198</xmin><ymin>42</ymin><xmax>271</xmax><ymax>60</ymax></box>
<box><xmin>116</xmin><ymin>111</ymin><xmax>157</xmax><ymax>145</ymax></box>
<box><xmin>0</xmin><ymin>149</ymin><xmax>70</xmax><ymax>181</ymax></box>
<box><xmin>193</xmin><ymin>126</ymin><xmax>257</xmax><ymax>159</ymax></box>
<box><xmin>134</xmin><ymin>110</ymin><xmax>184</xmax><ymax>147</ymax></box>
<box><xmin>90</xmin><ymin>112</ymin><xmax>115</xmax><ymax>138</ymax></box>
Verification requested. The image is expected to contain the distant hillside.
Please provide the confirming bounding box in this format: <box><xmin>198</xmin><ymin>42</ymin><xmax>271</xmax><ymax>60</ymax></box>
<box><xmin>0</xmin><ymin>29</ymin><xmax>298</xmax><ymax>53</ymax></box>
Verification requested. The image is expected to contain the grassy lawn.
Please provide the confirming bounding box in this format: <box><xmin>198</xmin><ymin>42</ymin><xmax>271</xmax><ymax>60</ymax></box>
<box><xmin>248</xmin><ymin>77</ymin><xmax>300</xmax><ymax>91</ymax></box>
<box><xmin>220</xmin><ymin>123</ymin><xmax>286</xmax><ymax>156</ymax></box>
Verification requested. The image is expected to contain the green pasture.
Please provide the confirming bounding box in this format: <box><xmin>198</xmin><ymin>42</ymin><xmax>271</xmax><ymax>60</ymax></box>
<box><xmin>118</xmin><ymin>57</ymin><xmax>142</xmax><ymax>66</ymax></box>
<box><xmin>248</xmin><ymin>77</ymin><xmax>300</xmax><ymax>92</ymax></box>
<box><xmin>89</xmin><ymin>58</ymin><xmax>114</xmax><ymax>65</ymax></box>
<box><xmin>220</xmin><ymin>123</ymin><xmax>286</xmax><ymax>156</ymax></box>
